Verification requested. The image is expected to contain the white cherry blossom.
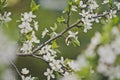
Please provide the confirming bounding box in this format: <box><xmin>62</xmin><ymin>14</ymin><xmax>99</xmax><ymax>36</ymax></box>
<box><xmin>49</xmin><ymin>60</ymin><xmax>62</xmax><ymax>71</ymax></box>
<box><xmin>22</xmin><ymin>75</ymin><xmax>35</xmax><ymax>80</ymax></box>
<box><xmin>31</xmin><ymin>31</ymin><xmax>40</xmax><ymax>43</ymax></box>
<box><xmin>21</xmin><ymin>11</ymin><xmax>36</xmax><ymax>22</ymax></box>
<box><xmin>0</xmin><ymin>12</ymin><xmax>12</xmax><ymax>23</ymax></box>
<box><xmin>42</xmin><ymin>28</ymin><xmax>49</xmax><ymax>38</ymax></box>
<box><xmin>44</xmin><ymin>68</ymin><xmax>55</xmax><ymax>80</ymax></box>
<box><xmin>18</xmin><ymin>22</ymin><xmax>32</xmax><ymax>34</ymax></box>
<box><xmin>21</xmin><ymin>68</ymin><xmax>29</xmax><ymax>75</ymax></box>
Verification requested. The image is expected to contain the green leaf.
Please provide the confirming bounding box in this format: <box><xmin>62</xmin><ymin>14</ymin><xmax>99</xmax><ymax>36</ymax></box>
<box><xmin>55</xmin><ymin>71</ymin><xmax>60</xmax><ymax>78</ymax></box>
<box><xmin>30</xmin><ymin>0</ymin><xmax>40</xmax><ymax>12</ymax></box>
<box><xmin>74</xmin><ymin>0</ymin><xmax>80</xmax><ymax>6</ymax></box>
<box><xmin>57</xmin><ymin>16</ymin><xmax>65</xmax><ymax>23</ymax></box>
<box><xmin>52</xmin><ymin>41</ymin><xmax>59</xmax><ymax>49</ymax></box>
<box><xmin>72</xmin><ymin>37</ymin><xmax>80</xmax><ymax>47</ymax></box>
<box><xmin>0</xmin><ymin>0</ymin><xmax>7</xmax><ymax>11</ymax></box>
<box><xmin>64</xmin><ymin>58</ymin><xmax>72</xmax><ymax>65</ymax></box>
<box><xmin>50</xmin><ymin>23</ymin><xmax>58</xmax><ymax>31</ymax></box>
<box><xmin>26</xmin><ymin>35</ymin><xmax>32</xmax><ymax>40</ymax></box>
<box><xmin>109</xmin><ymin>0</ymin><xmax>113</xmax><ymax>7</ymax></box>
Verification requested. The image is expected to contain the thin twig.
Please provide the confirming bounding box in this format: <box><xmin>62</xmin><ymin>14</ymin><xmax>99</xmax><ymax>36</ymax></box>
<box><xmin>31</xmin><ymin>20</ymin><xmax>81</xmax><ymax>54</ymax></box>
<box><xmin>66</xmin><ymin>6</ymin><xmax>71</xmax><ymax>27</ymax></box>
<box><xmin>11</xmin><ymin>62</ymin><xmax>23</xmax><ymax>79</ymax></box>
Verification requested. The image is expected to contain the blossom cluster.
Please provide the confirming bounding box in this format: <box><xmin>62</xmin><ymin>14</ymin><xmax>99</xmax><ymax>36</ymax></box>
<box><xmin>71</xmin><ymin>0</ymin><xmax>119</xmax><ymax>32</ymax></box>
<box><xmin>60</xmin><ymin>25</ymin><xmax>120</xmax><ymax>80</ymax></box>
<box><xmin>18</xmin><ymin>12</ymin><xmax>40</xmax><ymax>54</ymax></box>
<box><xmin>39</xmin><ymin>45</ymin><xmax>71</xmax><ymax>80</ymax></box>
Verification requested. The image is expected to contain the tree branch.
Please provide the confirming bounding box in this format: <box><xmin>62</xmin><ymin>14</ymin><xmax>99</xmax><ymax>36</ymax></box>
<box><xmin>18</xmin><ymin>10</ymin><xmax>120</xmax><ymax>57</ymax></box>
<box><xmin>66</xmin><ymin>6</ymin><xmax>71</xmax><ymax>27</ymax></box>
<box><xmin>31</xmin><ymin>20</ymin><xmax>81</xmax><ymax>54</ymax></box>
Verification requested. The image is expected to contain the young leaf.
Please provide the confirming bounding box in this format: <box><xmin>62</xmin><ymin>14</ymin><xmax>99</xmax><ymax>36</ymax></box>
<box><xmin>57</xmin><ymin>16</ymin><xmax>65</xmax><ymax>23</ymax></box>
<box><xmin>30</xmin><ymin>0</ymin><xmax>40</xmax><ymax>12</ymax></box>
<box><xmin>50</xmin><ymin>23</ymin><xmax>58</xmax><ymax>31</ymax></box>
<box><xmin>52</xmin><ymin>41</ymin><xmax>59</xmax><ymax>49</ymax></box>
<box><xmin>109</xmin><ymin>0</ymin><xmax>113</xmax><ymax>7</ymax></box>
<box><xmin>72</xmin><ymin>37</ymin><xmax>80</xmax><ymax>47</ymax></box>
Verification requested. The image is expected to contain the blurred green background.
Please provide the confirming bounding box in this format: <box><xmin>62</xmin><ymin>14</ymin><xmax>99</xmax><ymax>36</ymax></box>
<box><xmin>4</xmin><ymin>0</ymin><xmax>106</xmax><ymax>79</ymax></box>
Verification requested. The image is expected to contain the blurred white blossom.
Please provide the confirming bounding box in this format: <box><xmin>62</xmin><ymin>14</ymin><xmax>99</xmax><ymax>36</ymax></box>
<box><xmin>60</xmin><ymin>73</ymin><xmax>80</xmax><ymax>80</ymax></box>
<box><xmin>0</xmin><ymin>31</ymin><xmax>17</xmax><ymax>65</ymax></box>
<box><xmin>1</xmin><ymin>69</ymin><xmax>16</xmax><ymax>80</ymax></box>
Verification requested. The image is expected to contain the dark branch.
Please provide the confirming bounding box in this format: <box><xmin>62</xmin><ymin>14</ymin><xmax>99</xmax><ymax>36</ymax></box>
<box><xmin>31</xmin><ymin>20</ymin><xmax>81</xmax><ymax>54</ymax></box>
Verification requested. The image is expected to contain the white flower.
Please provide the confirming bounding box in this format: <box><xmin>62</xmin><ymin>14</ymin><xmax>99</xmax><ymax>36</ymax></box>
<box><xmin>49</xmin><ymin>60</ymin><xmax>62</xmax><ymax>71</ymax></box>
<box><xmin>0</xmin><ymin>12</ymin><xmax>12</xmax><ymax>23</ymax></box>
<box><xmin>102</xmin><ymin>0</ymin><xmax>109</xmax><ymax>4</ymax></box>
<box><xmin>21</xmin><ymin>68</ymin><xmax>29</xmax><ymax>75</ymax></box>
<box><xmin>3</xmin><ymin>12</ymin><xmax>12</xmax><ymax>22</ymax></box>
<box><xmin>18</xmin><ymin>22</ymin><xmax>33</xmax><ymax>34</ymax></box>
<box><xmin>68</xmin><ymin>31</ymin><xmax>78</xmax><ymax>38</ymax></box>
<box><xmin>79</xmin><ymin>10</ymin><xmax>89</xmax><ymax>17</ymax></box>
<box><xmin>42</xmin><ymin>28</ymin><xmax>49</xmax><ymax>38</ymax></box>
<box><xmin>43</xmin><ymin>53</ymin><xmax>56</xmax><ymax>61</ymax></box>
<box><xmin>115</xmin><ymin>2</ymin><xmax>120</xmax><ymax>10</ymax></box>
<box><xmin>20</xmin><ymin>41</ymin><xmax>33</xmax><ymax>54</ymax></box>
<box><xmin>31</xmin><ymin>31</ymin><xmax>40</xmax><ymax>43</ymax></box>
<box><xmin>65</xmin><ymin>31</ymin><xmax>78</xmax><ymax>45</ymax></box>
<box><xmin>22</xmin><ymin>75</ymin><xmax>35</xmax><ymax>80</ymax></box>
<box><xmin>33</xmin><ymin>21</ymin><xmax>39</xmax><ymax>31</ymax></box>
<box><xmin>71</xmin><ymin>6</ymin><xmax>77</xmax><ymax>12</ymax></box>
<box><xmin>79</xmin><ymin>10</ymin><xmax>93</xmax><ymax>32</ymax></box>
<box><xmin>81</xmin><ymin>17</ymin><xmax>92</xmax><ymax>32</ymax></box>
<box><xmin>88</xmin><ymin>0</ymin><xmax>99</xmax><ymax>11</ymax></box>
<box><xmin>40</xmin><ymin>45</ymin><xmax>56</xmax><ymax>55</ymax></box>
<box><xmin>21</xmin><ymin>11</ymin><xmax>36</xmax><ymax>22</ymax></box>
<box><xmin>79</xmin><ymin>1</ymin><xmax>87</xmax><ymax>8</ymax></box>
<box><xmin>109</xmin><ymin>10</ymin><xmax>117</xmax><ymax>19</ymax></box>
<box><xmin>44</xmin><ymin>68</ymin><xmax>55</xmax><ymax>80</ymax></box>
